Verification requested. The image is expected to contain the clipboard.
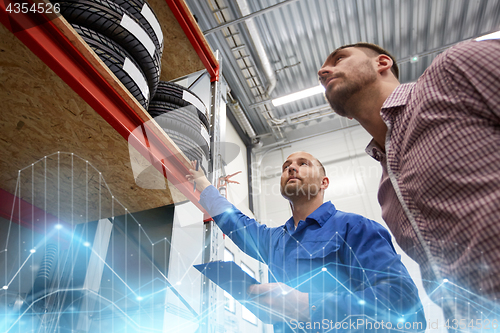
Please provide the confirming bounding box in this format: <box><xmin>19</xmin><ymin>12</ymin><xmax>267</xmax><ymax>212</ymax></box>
<box><xmin>194</xmin><ymin>261</ymin><xmax>260</xmax><ymax>301</ymax></box>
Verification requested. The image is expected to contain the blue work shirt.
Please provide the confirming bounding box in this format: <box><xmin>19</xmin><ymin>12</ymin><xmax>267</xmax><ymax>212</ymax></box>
<box><xmin>200</xmin><ymin>185</ymin><xmax>426</xmax><ymax>332</ymax></box>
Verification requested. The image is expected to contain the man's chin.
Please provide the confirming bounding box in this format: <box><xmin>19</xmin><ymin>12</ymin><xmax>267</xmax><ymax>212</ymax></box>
<box><xmin>281</xmin><ymin>184</ymin><xmax>299</xmax><ymax>198</ymax></box>
<box><xmin>281</xmin><ymin>184</ymin><xmax>322</xmax><ymax>200</ymax></box>
<box><xmin>281</xmin><ymin>185</ymin><xmax>310</xmax><ymax>198</ymax></box>
<box><xmin>325</xmin><ymin>96</ymin><xmax>348</xmax><ymax>117</ymax></box>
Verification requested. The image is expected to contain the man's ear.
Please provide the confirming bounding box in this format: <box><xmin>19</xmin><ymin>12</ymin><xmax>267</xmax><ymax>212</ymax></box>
<box><xmin>321</xmin><ymin>176</ymin><xmax>329</xmax><ymax>190</ymax></box>
<box><xmin>376</xmin><ymin>54</ymin><xmax>393</xmax><ymax>75</ymax></box>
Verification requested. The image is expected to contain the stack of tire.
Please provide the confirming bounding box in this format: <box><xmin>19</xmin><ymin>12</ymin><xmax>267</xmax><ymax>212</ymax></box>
<box><xmin>52</xmin><ymin>0</ymin><xmax>164</xmax><ymax>109</ymax></box>
<box><xmin>148</xmin><ymin>81</ymin><xmax>211</xmax><ymax>173</ymax></box>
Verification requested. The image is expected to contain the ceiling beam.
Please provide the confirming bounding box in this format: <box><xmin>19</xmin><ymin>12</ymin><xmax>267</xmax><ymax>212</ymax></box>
<box><xmin>203</xmin><ymin>0</ymin><xmax>300</xmax><ymax>35</ymax></box>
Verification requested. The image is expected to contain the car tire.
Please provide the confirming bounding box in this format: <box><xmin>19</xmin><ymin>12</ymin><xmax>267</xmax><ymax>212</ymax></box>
<box><xmin>56</xmin><ymin>0</ymin><xmax>161</xmax><ymax>98</ymax></box>
<box><xmin>72</xmin><ymin>24</ymin><xmax>150</xmax><ymax>109</ymax></box>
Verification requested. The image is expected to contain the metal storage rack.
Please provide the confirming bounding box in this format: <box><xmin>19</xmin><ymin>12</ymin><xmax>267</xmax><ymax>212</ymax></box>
<box><xmin>0</xmin><ymin>0</ymin><xmax>225</xmax><ymax>331</ymax></box>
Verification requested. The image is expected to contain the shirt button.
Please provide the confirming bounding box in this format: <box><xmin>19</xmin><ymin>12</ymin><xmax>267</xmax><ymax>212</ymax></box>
<box><xmin>311</xmin><ymin>305</ymin><xmax>317</xmax><ymax>311</ymax></box>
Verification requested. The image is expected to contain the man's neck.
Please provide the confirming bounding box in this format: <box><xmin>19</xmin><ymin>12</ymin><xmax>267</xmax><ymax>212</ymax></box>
<box><xmin>351</xmin><ymin>81</ymin><xmax>399</xmax><ymax>149</ymax></box>
<box><xmin>290</xmin><ymin>195</ymin><xmax>324</xmax><ymax>228</ymax></box>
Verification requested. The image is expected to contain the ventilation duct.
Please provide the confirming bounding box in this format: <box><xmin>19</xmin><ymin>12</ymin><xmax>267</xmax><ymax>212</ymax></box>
<box><xmin>228</xmin><ymin>93</ymin><xmax>257</xmax><ymax>138</ymax></box>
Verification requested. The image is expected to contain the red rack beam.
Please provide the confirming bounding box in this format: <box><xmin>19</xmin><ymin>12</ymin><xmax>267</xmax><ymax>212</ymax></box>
<box><xmin>0</xmin><ymin>189</ymin><xmax>71</xmax><ymax>245</ymax></box>
<box><xmin>0</xmin><ymin>2</ymin><xmax>211</xmax><ymax>216</ymax></box>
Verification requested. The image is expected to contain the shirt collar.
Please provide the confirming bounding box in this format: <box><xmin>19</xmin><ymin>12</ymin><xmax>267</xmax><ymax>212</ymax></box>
<box><xmin>284</xmin><ymin>201</ymin><xmax>336</xmax><ymax>232</ymax></box>
<box><xmin>365</xmin><ymin>82</ymin><xmax>416</xmax><ymax>162</ymax></box>
<box><xmin>381</xmin><ymin>82</ymin><xmax>416</xmax><ymax>111</ymax></box>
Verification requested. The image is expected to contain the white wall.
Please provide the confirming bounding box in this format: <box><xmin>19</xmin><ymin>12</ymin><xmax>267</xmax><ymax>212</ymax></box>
<box><xmin>255</xmin><ymin>125</ymin><xmax>445</xmax><ymax>332</ymax></box>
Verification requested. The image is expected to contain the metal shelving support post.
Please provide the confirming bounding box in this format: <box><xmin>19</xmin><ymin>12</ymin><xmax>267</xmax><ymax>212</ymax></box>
<box><xmin>201</xmin><ymin>51</ymin><xmax>225</xmax><ymax>333</ymax></box>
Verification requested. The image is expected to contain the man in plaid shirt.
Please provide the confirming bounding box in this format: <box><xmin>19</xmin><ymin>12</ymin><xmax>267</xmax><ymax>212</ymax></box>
<box><xmin>318</xmin><ymin>39</ymin><xmax>500</xmax><ymax>324</ymax></box>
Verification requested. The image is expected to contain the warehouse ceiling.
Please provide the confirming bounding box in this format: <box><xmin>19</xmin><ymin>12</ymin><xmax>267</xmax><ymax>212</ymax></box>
<box><xmin>184</xmin><ymin>0</ymin><xmax>500</xmax><ymax>148</ymax></box>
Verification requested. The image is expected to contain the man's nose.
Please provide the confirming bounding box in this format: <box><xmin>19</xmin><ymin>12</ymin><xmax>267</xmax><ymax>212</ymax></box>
<box><xmin>318</xmin><ymin>67</ymin><xmax>331</xmax><ymax>85</ymax></box>
<box><xmin>288</xmin><ymin>164</ymin><xmax>298</xmax><ymax>173</ymax></box>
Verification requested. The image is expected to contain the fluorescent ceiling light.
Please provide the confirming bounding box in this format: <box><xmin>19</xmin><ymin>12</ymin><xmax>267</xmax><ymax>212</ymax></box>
<box><xmin>476</xmin><ymin>30</ymin><xmax>500</xmax><ymax>41</ymax></box>
<box><xmin>272</xmin><ymin>85</ymin><xmax>325</xmax><ymax>106</ymax></box>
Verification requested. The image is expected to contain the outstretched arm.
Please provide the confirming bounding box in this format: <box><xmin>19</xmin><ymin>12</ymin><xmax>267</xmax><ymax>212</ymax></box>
<box><xmin>185</xmin><ymin>160</ymin><xmax>212</xmax><ymax>193</ymax></box>
<box><xmin>186</xmin><ymin>162</ymin><xmax>273</xmax><ymax>264</ymax></box>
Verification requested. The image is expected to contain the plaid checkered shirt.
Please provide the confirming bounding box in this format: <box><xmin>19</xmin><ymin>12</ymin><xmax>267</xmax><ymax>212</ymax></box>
<box><xmin>366</xmin><ymin>39</ymin><xmax>500</xmax><ymax>321</ymax></box>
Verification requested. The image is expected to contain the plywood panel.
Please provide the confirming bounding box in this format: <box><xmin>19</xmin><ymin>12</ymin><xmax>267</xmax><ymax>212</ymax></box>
<box><xmin>148</xmin><ymin>0</ymin><xmax>207</xmax><ymax>81</ymax></box>
<box><xmin>0</xmin><ymin>23</ymin><xmax>187</xmax><ymax>224</ymax></box>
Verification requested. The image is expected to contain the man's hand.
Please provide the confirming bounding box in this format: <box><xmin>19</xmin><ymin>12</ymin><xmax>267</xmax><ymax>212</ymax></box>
<box><xmin>185</xmin><ymin>160</ymin><xmax>212</xmax><ymax>192</ymax></box>
<box><xmin>247</xmin><ymin>283</ymin><xmax>310</xmax><ymax>324</ymax></box>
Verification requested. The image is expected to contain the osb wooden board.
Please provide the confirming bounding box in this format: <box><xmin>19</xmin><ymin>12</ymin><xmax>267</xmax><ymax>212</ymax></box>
<box><xmin>0</xmin><ymin>23</ymin><xmax>187</xmax><ymax>224</ymax></box>
<box><xmin>147</xmin><ymin>0</ymin><xmax>209</xmax><ymax>81</ymax></box>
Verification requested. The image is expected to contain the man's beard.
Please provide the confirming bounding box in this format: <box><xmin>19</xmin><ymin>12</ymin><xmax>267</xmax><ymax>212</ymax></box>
<box><xmin>325</xmin><ymin>61</ymin><xmax>377</xmax><ymax>117</ymax></box>
<box><xmin>281</xmin><ymin>182</ymin><xmax>321</xmax><ymax>201</ymax></box>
